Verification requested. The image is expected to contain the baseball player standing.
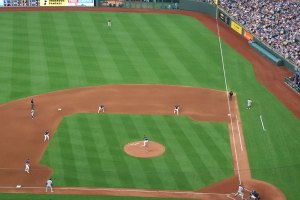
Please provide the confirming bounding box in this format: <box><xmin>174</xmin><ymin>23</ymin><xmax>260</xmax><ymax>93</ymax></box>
<box><xmin>234</xmin><ymin>184</ymin><xmax>245</xmax><ymax>200</ymax></box>
<box><xmin>30</xmin><ymin>98</ymin><xmax>35</xmax><ymax>110</ymax></box>
<box><xmin>25</xmin><ymin>159</ymin><xmax>30</xmax><ymax>174</ymax></box>
<box><xmin>143</xmin><ymin>135</ymin><xmax>149</xmax><ymax>147</ymax></box>
<box><xmin>174</xmin><ymin>105</ymin><xmax>180</xmax><ymax>116</ymax></box>
<box><xmin>44</xmin><ymin>130</ymin><xmax>50</xmax><ymax>142</ymax></box>
<box><xmin>107</xmin><ymin>19</ymin><xmax>112</xmax><ymax>27</ymax></box>
<box><xmin>247</xmin><ymin>98</ymin><xmax>252</xmax><ymax>109</ymax></box>
<box><xmin>46</xmin><ymin>178</ymin><xmax>53</xmax><ymax>192</ymax></box>
<box><xmin>229</xmin><ymin>91</ymin><xmax>234</xmax><ymax>101</ymax></box>
<box><xmin>31</xmin><ymin>109</ymin><xmax>35</xmax><ymax>119</ymax></box>
<box><xmin>98</xmin><ymin>105</ymin><xmax>105</xmax><ymax>113</ymax></box>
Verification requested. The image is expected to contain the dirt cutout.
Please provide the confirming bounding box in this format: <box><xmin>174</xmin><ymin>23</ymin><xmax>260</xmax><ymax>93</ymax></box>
<box><xmin>124</xmin><ymin>141</ymin><xmax>165</xmax><ymax>158</ymax></box>
<box><xmin>0</xmin><ymin>84</ymin><xmax>285</xmax><ymax>200</ymax></box>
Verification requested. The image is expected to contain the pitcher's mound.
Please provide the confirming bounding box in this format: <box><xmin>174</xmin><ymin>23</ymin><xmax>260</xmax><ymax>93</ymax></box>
<box><xmin>124</xmin><ymin>141</ymin><xmax>165</xmax><ymax>158</ymax></box>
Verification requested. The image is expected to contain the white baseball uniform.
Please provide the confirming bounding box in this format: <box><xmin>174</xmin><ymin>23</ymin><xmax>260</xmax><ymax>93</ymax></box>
<box><xmin>46</xmin><ymin>179</ymin><xmax>53</xmax><ymax>192</ymax></box>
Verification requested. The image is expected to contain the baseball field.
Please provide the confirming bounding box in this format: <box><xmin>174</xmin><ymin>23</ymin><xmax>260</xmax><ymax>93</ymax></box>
<box><xmin>0</xmin><ymin>7</ymin><xmax>300</xmax><ymax>200</ymax></box>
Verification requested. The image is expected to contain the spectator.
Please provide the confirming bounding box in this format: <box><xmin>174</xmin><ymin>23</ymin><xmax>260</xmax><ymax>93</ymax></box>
<box><xmin>219</xmin><ymin>0</ymin><xmax>300</xmax><ymax>68</ymax></box>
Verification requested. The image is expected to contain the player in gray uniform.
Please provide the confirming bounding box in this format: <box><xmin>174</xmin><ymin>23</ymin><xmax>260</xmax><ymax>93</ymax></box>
<box><xmin>98</xmin><ymin>105</ymin><xmax>105</xmax><ymax>113</ymax></box>
<box><xmin>46</xmin><ymin>178</ymin><xmax>53</xmax><ymax>192</ymax></box>
<box><xmin>31</xmin><ymin>109</ymin><xmax>35</xmax><ymax>119</ymax></box>
<box><xmin>234</xmin><ymin>184</ymin><xmax>245</xmax><ymax>200</ymax></box>
<box><xmin>25</xmin><ymin>159</ymin><xmax>30</xmax><ymax>174</ymax></box>
<box><xmin>174</xmin><ymin>105</ymin><xmax>180</xmax><ymax>116</ymax></box>
<box><xmin>44</xmin><ymin>130</ymin><xmax>50</xmax><ymax>142</ymax></box>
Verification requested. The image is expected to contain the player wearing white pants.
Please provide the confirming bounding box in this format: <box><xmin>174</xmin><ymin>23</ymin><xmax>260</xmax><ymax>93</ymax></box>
<box><xmin>143</xmin><ymin>135</ymin><xmax>149</xmax><ymax>147</ymax></box>
<box><xmin>107</xmin><ymin>19</ymin><xmax>112</xmax><ymax>27</ymax></box>
<box><xmin>31</xmin><ymin>109</ymin><xmax>35</xmax><ymax>119</ymax></box>
<box><xmin>174</xmin><ymin>105</ymin><xmax>179</xmax><ymax>116</ymax></box>
<box><xmin>46</xmin><ymin>178</ymin><xmax>53</xmax><ymax>192</ymax></box>
<box><xmin>25</xmin><ymin>159</ymin><xmax>30</xmax><ymax>173</ymax></box>
<box><xmin>98</xmin><ymin>105</ymin><xmax>105</xmax><ymax>113</ymax></box>
<box><xmin>234</xmin><ymin>184</ymin><xmax>245</xmax><ymax>200</ymax></box>
<box><xmin>44</xmin><ymin>130</ymin><xmax>49</xmax><ymax>142</ymax></box>
<box><xmin>247</xmin><ymin>99</ymin><xmax>252</xmax><ymax>109</ymax></box>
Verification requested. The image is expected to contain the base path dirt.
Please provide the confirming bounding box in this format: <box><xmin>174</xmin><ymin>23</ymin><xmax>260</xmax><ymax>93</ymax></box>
<box><xmin>0</xmin><ymin>84</ymin><xmax>285</xmax><ymax>200</ymax></box>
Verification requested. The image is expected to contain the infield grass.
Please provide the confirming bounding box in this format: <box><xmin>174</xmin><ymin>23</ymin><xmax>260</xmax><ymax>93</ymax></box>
<box><xmin>41</xmin><ymin>114</ymin><xmax>232</xmax><ymax>190</ymax></box>
<box><xmin>0</xmin><ymin>11</ymin><xmax>299</xmax><ymax>198</ymax></box>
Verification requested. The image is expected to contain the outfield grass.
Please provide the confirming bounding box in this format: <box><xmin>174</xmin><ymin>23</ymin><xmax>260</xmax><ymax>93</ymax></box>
<box><xmin>41</xmin><ymin>114</ymin><xmax>232</xmax><ymax>190</ymax></box>
<box><xmin>0</xmin><ymin>11</ymin><xmax>299</xmax><ymax>198</ymax></box>
<box><xmin>0</xmin><ymin>193</ymin><xmax>191</xmax><ymax>200</ymax></box>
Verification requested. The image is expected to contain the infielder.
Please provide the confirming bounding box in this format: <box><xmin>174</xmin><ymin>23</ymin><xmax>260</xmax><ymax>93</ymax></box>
<box><xmin>143</xmin><ymin>135</ymin><xmax>149</xmax><ymax>147</ymax></box>
<box><xmin>44</xmin><ymin>130</ymin><xmax>50</xmax><ymax>142</ymax></box>
<box><xmin>107</xmin><ymin>19</ymin><xmax>112</xmax><ymax>27</ymax></box>
<box><xmin>174</xmin><ymin>105</ymin><xmax>180</xmax><ymax>115</ymax></box>
<box><xmin>229</xmin><ymin>91</ymin><xmax>234</xmax><ymax>101</ymax></box>
<box><xmin>247</xmin><ymin>98</ymin><xmax>252</xmax><ymax>109</ymax></box>
<box><xmin>98</xmin><ymin>105</ymin><xmax>105</xmax><ymax>113</ymax></box>
<box><xmin>25</xmin><ymin>159</ymin><xmax>30</xmax><ymax>174</ymax></box>
<box><xmin>46</xmin><ymin>178</ymin><xmax>53</xmax><ymax>192</ymax></box>
<box><xmin>234</xmin><ymin>184</ymin><xmax>245</xmax><ymax>200</ymax></box>
<box><xmin>31</xmin><ymin>98</ymin><xmax>35</xmax><ymax>110</ymax></box>
<box><xmin>31</xmin><ymin>109</ymin><xmax>35</xmax><ymax>119</ymax></box>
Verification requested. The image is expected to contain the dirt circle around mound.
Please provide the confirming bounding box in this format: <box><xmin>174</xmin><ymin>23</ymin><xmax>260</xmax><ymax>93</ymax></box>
<box><xmin>124</xmin><ymin>141</ymin><xmax>165</xmax><ymax>158</ymax></box>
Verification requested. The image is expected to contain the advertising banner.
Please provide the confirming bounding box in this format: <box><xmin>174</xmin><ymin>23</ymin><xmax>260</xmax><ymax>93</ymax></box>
<box><xmin>244</xmin><ymin>30</ymin><xmax>254</xmax><ymax>41</ymax></box>
<box><xmin>40</xmin><ymin>0</ymin><xmax>68</xmax><ymax>6</ymax></box>
<box><xmin>0</xmin><ymin>0</ymin><xmax>4</xmax><ymax>6</ymax></box>
<box><xmin>77</xmin><ymin>0</ymin><xmax>93</xmax><ymax>6</ymax></box>
<box><xmin>68</xmin><ymin>0</ymin><xmax>78</xmax><ymax>6</ymax></box>
<box><xmin>231</xmin><ymin>21</ymin><xmax>242</xmax><ymax>35</ymax></box>
<box><xmin>219</xmin><ymin>10</ymin><xmax>230</xmax><ymax>25</ymax></box>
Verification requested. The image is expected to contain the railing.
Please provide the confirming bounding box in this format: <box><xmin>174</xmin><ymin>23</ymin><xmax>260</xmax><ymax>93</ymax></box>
<box><xmin>284</xmin><ymin>77</ymin><xmax>300</xmax><ymax>94</ymax></box>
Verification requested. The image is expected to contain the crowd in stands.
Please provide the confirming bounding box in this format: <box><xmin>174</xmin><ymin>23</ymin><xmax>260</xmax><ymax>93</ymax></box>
<box><xmin>219</xmin><ymin>0</ymin><xmax>300</xmax><ymax>68</ymax></box>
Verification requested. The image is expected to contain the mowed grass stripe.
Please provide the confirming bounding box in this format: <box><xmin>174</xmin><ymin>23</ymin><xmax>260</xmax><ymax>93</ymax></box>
<box><xmin>186</xmin><ymin>121</ymin><xmax>232</xmax><ymax>177</ymax></box>
<box><xmin>101</xmin><ymin>115</ymin><xmax>136</xmax><ymax>188</ymax></box>
<box><xmin>51</xmin><ymin>12</ymin><xmax>89</xmax><ymax>87</ymax></box>
<box><xmin>123</xmin><ymin>115</ymin><xmax>164</xmax><ymax>189</ymax></box>
<box><xmin>140</xmin><ymin>14</ymin><xmax>201</xmax><ymax>86</ymax></box>
<box><xmin>152</xmin><ymin>116</ymin><xmax>194</xmax><ymax>190</ymax></box>
<box><xmin>56</xmin><ymin>120</ymin><xmax>80</xmax><ymax>186</ymax></box>
<box><xmin>113</xmin><ymin>14</ymin><xmax>161</xmax><ymax>83</ymax></box>
<box><xmin>87</xmin><ymin>13</ymin><xmax>124</xmax><ymax>83</ymax></box>
<box><xmin>10</xmin><ymin>13</ymin><xmax>31</xmax><ymax>100</ymax></box>
<box><xmin>26</xmin><ymin>13</ymin><xmax>50</xmax><ymax>93</ymax></box>
<box><xmin>65</xmin><ymin>13</ymin><xmax>104</xmax><ymax>86</ymax></box>
<box><xmin>89</xmin><ymin>14</ymin><xmax>142</xmax><ymax>83</ymax></box>
<box><xmin>162</xmin><ymin>116</ymin><xmax>213</xmax><ymax>187</ymax></box>
<box><xmin>123</xmin><ymin>14</ymin><xmax>180</xmax><ymax>85</ymax></box>
<box><xmin>0</xmin><ymin>14</ymin><xmax>13</xmax><ymax>103</ymax></box>
<box><xmin>39</xmin><ymin>13</ymin><xmax>69</xmax><ymax>89</ymax></box>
